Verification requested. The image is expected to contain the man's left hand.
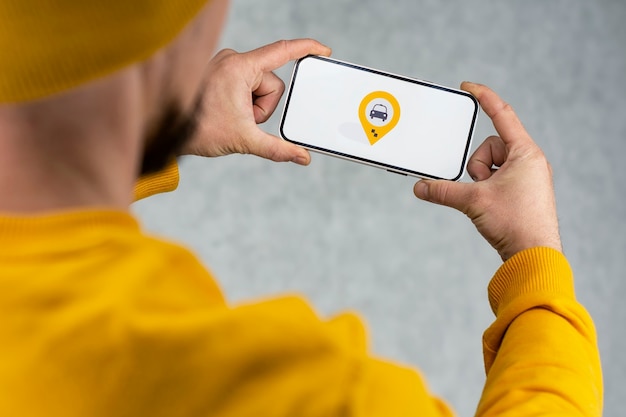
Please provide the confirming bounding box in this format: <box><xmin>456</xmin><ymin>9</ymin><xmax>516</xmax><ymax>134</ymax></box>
<box><xmin>180</xmin><ymin>39</ymin><xmax>331</xmax><ymax>165</ymax></box>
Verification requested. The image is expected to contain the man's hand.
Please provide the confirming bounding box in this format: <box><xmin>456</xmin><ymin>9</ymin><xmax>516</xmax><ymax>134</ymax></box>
<box><xmin>180</xmin><ymin>39</ymin><xmax>331</xmax><ymax>165</ymax></box>
<box><xmin>414</xmin><ymin>82</ymin><xmax>562</xmax><ymax>261</ymax></box>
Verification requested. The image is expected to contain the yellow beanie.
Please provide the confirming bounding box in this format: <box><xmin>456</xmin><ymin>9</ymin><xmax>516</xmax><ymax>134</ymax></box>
<box><xmin>0</xmin><ymin>0</ymin><xmax>210</xmax><ymax>103</ymax></box>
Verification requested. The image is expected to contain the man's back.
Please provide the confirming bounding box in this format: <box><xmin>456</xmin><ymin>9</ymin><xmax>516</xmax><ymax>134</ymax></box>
<box><xmin>0</xmin><ymin>207</ymin><xmax>456</xmax><ymax>416</ymax></box>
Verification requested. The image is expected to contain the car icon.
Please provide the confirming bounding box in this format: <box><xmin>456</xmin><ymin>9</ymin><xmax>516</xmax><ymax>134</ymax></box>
<box><xmin>370</xmin><ymin>104</ymin><xmax>388</xmax><ymax>122</ymax></box>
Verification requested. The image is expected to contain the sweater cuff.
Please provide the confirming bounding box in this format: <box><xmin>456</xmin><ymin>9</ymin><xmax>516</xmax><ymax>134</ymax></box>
<box><xmin>482</xmin><ymin>247</ymin><xmax>577</xmax><ymax>373</ymax></box>
<box><xmin>133</xmin><ymin>160</ymin><xmax>179</xmax><ymax>201</ymax></box>
<box><xmin>488</xmin><ymin>247</ymin><xmax>575</xmax><ymax>316</ymax></box>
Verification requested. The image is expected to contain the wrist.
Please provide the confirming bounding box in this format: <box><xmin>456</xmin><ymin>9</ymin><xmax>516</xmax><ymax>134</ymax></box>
<box><xmin>501</xmin><ymin>239</ymin><xmax>562</xmax><ymax>262</ymax></box>
<box><xmin>499</xmin><ymin>223</ymin><xmax>562</xmax><ymax>261</ymax></box>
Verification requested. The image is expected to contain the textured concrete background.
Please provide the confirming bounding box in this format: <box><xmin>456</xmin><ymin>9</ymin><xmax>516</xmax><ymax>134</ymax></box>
<box><xmin>134</xmin><ymin>1</ymin><xmax>626</xmax><ymax>415</ymax></box>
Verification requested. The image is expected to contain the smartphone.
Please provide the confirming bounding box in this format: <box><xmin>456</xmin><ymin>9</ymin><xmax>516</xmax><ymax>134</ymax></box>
<box><xmin>279</xmin><ymin>56</ymin><xmax>479</xmax><ymax>180</ymax></box>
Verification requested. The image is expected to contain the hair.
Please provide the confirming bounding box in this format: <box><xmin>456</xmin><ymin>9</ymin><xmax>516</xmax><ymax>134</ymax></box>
<box><xmin>140</xmin><ymin>95</ymin><xmax>203</xmax><ymax>175</ymax></box>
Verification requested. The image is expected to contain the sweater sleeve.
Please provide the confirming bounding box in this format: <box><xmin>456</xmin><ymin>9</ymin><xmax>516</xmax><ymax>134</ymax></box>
<box><xmin>133</xmin><ymin>160</ymin><xmax>179</xmax><ymax>201</ymax></box>
<box><xmin>476</xmin><ymin>247</ymin><xmax>603</xmax><ymax>416</ymax></box>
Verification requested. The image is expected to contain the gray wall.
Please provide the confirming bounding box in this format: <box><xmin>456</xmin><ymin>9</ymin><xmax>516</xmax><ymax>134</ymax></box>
<box><xmin>134</xmin><ymin>1</ymin><xmax>626</xmax><ymax>415</ymax></box>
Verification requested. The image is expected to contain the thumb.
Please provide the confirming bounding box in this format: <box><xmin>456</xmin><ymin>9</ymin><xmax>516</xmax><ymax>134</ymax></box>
<box><xmin>413</xmin><ymin>180</ymin><xmax>475</xmax><ymax>214</ymax></box>
<box><xmin>246</xmin><ymin>130</ymin><xmax>311</xmax><ymax>165</ymax></box>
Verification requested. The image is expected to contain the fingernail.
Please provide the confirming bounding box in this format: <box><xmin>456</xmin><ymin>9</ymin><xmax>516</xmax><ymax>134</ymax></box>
<box><xmin>291</xmin><ymin>156</ymin><xmax>308</xmax><ymax>165</ymax></box>
<box><xmin>414</xmin><ymin>181</ymin><xmax>429</xmax><ymax>200</ymax></box>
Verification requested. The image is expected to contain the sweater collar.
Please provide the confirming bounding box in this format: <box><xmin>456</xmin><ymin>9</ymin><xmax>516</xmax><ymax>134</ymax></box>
<box><xmin>0</xmin><ymin>209</ymin><xmax>140</xmax><ymax>249</ymax></box>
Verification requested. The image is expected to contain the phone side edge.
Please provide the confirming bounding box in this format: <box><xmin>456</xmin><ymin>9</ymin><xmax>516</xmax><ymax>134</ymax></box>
<box><xmin>279</xmin><ymin>55</ymin><xmax>315</xmax><ymax>143</ymax></box>
<box><xmin>449</xmin><ymin>93</ymin><xmax>480</xmax><ymax>182</ymax></box>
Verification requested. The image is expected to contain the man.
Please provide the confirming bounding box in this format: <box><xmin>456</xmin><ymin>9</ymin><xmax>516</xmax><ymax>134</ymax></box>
<box><xmin>0</xmin><ymin>0</ymin><xmax>602</xmax><ymax>416</ymax></box>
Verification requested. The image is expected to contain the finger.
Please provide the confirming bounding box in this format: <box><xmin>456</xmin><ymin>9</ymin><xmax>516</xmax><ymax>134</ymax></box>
<box><xmin>414</xmin><ymin>179</ymin><xmax>477</xmax><ymax>214</ymax></box>
<box><xmin>245</xmin><ymin>129</ymin><xmax>311</xmax><ymax>165</ymax></box>
<box><xmin>248</xmin><ymin>39</ymin><xmax>332</xmax><ymax>72</ymax></box>
<box><xmin>252</xmin><ymin>72</ymin><xmax>285</xmax><ymax>124</ymax></box>
<box><xmin>466</xmin><ymin>135</ymin><xmax>507</xmax><ymax>181</ymax></box>
<box><xmin>461</xmin><ymin>82</ymin><xmax>534</xmax><ymax>150</ymax></box>
<box><xmin>212</xmin><ymin>48</ymin><xmax>237</xmax><ymax>61</ymax></box>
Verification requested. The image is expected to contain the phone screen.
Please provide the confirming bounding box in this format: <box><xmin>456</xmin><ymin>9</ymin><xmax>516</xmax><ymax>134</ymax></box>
<box><xmin>280</xmin><ymin>56</ymin><xmax>478</xmax><ymax>180</ymax></box>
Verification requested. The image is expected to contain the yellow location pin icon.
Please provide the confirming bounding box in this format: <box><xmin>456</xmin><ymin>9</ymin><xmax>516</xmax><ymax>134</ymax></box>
<box><xmin>359</xmin><ymin>91</ymin><xmax>401</xmax><ymax>145</ymax></box>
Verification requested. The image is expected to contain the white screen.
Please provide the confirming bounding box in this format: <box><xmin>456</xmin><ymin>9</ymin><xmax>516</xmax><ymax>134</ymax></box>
<box><xmin>280</xmin><ymin>57</ymin><xmax>478</xmax><ymax>180</ymax></box>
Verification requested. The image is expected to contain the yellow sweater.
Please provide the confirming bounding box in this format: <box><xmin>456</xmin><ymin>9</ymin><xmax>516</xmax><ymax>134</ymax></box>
<box><xmin>0</xmin><ymin>165</ymin><xmax>602</xmax><ymax>416</ymax></box>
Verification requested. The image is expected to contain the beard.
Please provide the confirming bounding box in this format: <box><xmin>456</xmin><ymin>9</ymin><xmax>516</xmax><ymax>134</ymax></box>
<box><xmin>139</xmin><ymin>95</ymin><xmax>203</xmax><ymax>176</ymax></box>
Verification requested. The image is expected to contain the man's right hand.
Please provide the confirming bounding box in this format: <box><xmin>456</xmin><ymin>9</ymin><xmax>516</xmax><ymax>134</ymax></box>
<box><xmin>414</xmin><ymin>82</ymin><xmax>562</xmax><ymax>261</ymax></box>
